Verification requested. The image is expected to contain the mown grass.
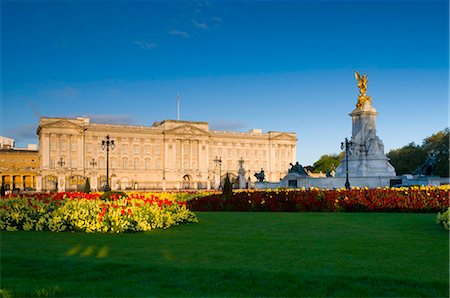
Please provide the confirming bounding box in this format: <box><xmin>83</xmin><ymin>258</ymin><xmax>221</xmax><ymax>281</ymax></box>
<box><xmin>1</xmin><ymin>212</ymin><xmax>448</xmax><ymax>297</ymax></box>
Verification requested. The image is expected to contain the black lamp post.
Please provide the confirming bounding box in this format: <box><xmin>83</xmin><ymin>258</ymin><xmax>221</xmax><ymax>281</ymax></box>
<box><xmin>57</xmin><ymin>157</ymin><xmax>65</xmax><ymax>168</ymax></box>
<box><xmin>213</xmin><ymin>156</ymin><xmax>222</xmax><ymax>189</ymax></box>
<box><xmin>101</xmin><ymin>135</ymin><xmax>115</xmax><ymax>191</ymax></box>
<box><xmin>341</xmin><ymin>138</ymin><xmax>353</xmax><ymax>189</ymax></box>
<box><xmin>90</xmin><ymin>158</ymin><xmax>97</xmax><ymax>168</ymax></box>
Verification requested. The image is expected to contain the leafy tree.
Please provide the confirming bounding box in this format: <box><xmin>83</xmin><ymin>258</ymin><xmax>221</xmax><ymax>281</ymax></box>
<box><xmin>312</xmin><ymin>153</ymin><xmax>344</xmax><ymax>173</ymax></box>
<box><xmin>84</xmin><ymin>178</ymin><xmax>91</xmax><ymax>193</ymax></box>
<box><xmin>387</xmin><ymin>143</ymin><xmax>427</xmax><ymax>175</ymax></box>
<box><xmin>386</xmin><ymin>128</ymin><xmax>449</xmax><ymax>177</ymax></box>
<box><xmin>422</xmin><ymin>128</ymin><xmax>449</xmax><ymax>177</ymax></box>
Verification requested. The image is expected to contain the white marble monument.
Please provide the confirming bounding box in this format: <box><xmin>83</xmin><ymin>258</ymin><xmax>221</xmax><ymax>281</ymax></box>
<box><xmin>335</xmin><ymin>71</ymin><xmax>396</xmax><ymax>178</ymax></box>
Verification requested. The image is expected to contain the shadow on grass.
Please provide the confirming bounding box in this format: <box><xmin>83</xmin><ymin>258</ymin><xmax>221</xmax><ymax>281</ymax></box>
<box><xmin>2</xmin><ymin>256</ymin><xmax>448</xmax><ymax>297</ymax></box>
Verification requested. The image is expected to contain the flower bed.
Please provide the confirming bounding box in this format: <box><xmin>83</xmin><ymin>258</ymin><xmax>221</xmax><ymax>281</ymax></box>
<box><xmin>1</xmin><ymin>192</ymin><xmax>197</xmax><ymax>233</ymax></box>
<box><xmin>187</xmin><ymin>186</ymin><xmax>450</xmax><ymax>213</ymax></box>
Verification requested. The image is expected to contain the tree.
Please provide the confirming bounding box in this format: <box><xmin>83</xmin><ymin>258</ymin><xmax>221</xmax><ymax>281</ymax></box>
<box><xmin>386</xmin><ymin>129</ymin><xmax>449</xmax><ymax>177</ymax></box>
<box><xmin>422</xmin><ymin>128</ymin><xmax>449</xmax><ymax>177</ymax></box>
<box><xmin>387</xmin><ymin>143</ymin><xmax>427</xmax><ymax>175</ymax></box>
<box><xmin>312</xmin><ymin>153</ymin><xmax>344</xmax><ymax>173</ymax></box>
<box><xmin>84</xmin><ymin>177</ymin><xmax>91</xmax><ymax>193</ymax></box>
<box><xmin>222</xmin><ymin>173</ymin><xmax>233</xmax><ymax>201</ymax></box>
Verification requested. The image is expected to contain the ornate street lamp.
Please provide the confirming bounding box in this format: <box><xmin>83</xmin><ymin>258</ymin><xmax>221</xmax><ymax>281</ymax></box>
<box><xmin>90</xmin><ymin>158</ymin><xmax>97</xmax><ymax>168</ymax></box>
<box><xmin>341</xmin><ymin>137</ymin><xmax>353</xmax><ymax>189</ymax></box>
<box><xmin>213</xmin><ymin>156</ymin><xmax>222</xmax><ymax>189</ymax></box>
<box><xmin>101</xmin><ymin>135</ymin><xmax>115</xmax><ymax>191</ymax></box>
<box><xmin>57</xmin><ymin>157</ymin><xmax>65</xmax><ymax>168</ymax></box>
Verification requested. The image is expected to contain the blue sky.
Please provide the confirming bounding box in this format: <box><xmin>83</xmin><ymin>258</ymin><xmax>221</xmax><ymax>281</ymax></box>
<box><xmin>1</xmin><ymin>0</ymin><xmax>448</xmax><ymax>166</ymax></box>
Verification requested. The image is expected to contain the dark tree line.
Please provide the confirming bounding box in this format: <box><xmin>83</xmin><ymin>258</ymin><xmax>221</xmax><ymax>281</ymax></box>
<box><xmin>387</xmin><ymin>128</ymin><xmax>449</xmax><ymax>177</ymax></box>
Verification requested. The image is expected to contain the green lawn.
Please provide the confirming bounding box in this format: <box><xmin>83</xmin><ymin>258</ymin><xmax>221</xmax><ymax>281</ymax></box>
<box><xmin>1</xmin><ymin>212</ymin><xmax>448</xmax><ymax>297</ymax></box>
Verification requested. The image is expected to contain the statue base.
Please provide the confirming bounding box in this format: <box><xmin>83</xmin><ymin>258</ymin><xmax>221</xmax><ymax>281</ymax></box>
<box><xmin>335</xmin><ymin>155</ymin><xmax>396</xmax><ymax>178</ymax></box>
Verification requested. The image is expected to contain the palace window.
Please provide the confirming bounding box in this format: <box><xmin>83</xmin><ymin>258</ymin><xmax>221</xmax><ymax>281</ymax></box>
<box><xmin>134</xmin><ymin>158</ymin><xmax>139</xmax><ymax>169</ymax></box>
<box><xmin>145</xmin><ymin>145</ymin><xmax>150</xmax><ymax>154</ymax></box>
<box><xmin>122</xmin><ymin>144</ymin><xmax>128</xmax><ymax>154</ymax></box>
<box><xmin>111</xmin><ymin>158</ymin><xmax>116</xmax><ymax>169</ymax></box>
<box><xmin>134</xmin><ymin>145</ymin><xmax>140</xmax><ymax>154</ymax></box>
<box><xmin>99</xmin><ymin>158</ymin><xmax>105</xmax><ymax>169</ymax></box>
<box><xmin>145</xmin><ymin>159</ymin><xmax>151</xmax><ymax>170</ymax></box>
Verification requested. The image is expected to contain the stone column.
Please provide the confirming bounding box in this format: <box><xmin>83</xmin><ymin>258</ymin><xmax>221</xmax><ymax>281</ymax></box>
<box><xmin>58</xmin><ymin>173</ymin><xmax>65</xmax><ymax>192</ymax></box>
<box><xmin>36</xmin><ymin>175</ymin><xmax>42</xmax><ymax>192</ymax></box>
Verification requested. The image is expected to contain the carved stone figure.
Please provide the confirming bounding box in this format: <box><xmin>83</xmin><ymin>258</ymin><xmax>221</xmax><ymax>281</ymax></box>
<box><xmin>414</xmin><ymin>153</ymin><xmax>437</xmax><ymax>176</ymax></box>
<box><xmin>254</xmin><ymin>168</ymin><xmax>265</xmax><ymax>182</ymax></box>
<box><xmin>366</xmin><ymin>129</ymin><xmax>384</xmax><ymax>155</ymax></box>
<box><xmin>355</xmin><ymin>70</ymin><xmax>373</xmax><ymax>109</ymax></box>
<box><xmin>288</xmin><ymin>162</ymin><xmax>309</xmax><ymax>176</ymax></box>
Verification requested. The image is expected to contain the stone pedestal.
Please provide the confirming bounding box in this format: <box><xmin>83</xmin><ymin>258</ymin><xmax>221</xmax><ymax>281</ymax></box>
<box><xmin>91</xmin><ymin>174</ymin><xmax>98</xmax><ymax>191</ymax></box>
<box><xmin>36</xmin><ymin>175</ymin><xmax>42</xmax><ymax>192</ymax></box>
<box><xmin>336</xmin><ymin>101</ymin><xmax>395</xmax><ymax>177</ymax></box>
<box><xmin>238</xmin><ymin>167</ymin><xmax>246</xmax><ymax>189</ymax></box>
<box><xmin>58</xmin><ymin>174</ymin><xmax>66</xmax><ymax>192</ymax></box>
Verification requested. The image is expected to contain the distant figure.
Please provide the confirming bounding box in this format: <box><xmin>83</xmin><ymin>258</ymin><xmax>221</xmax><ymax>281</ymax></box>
<box><xmin>254</xmin><ymin>168</ymin><xmax>265</xmax><ymax>182</ymax></box>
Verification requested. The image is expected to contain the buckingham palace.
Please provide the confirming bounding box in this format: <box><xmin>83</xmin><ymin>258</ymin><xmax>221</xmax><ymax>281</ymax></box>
<box><xmin>36</xmin><ymin>117</ymin><xmax>296</xmax><ymax>191</ymax></box>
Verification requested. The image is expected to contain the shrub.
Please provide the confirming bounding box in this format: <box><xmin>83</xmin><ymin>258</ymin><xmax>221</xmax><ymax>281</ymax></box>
<box><xmin>83</xmin><ymin>178</ymin><xmax>91</xmax><ymax>193</ymax></box>
<box><xmin>436</xmin><ymin>207</ymin><xmax>450</xmax><ymax>230</ymax></box>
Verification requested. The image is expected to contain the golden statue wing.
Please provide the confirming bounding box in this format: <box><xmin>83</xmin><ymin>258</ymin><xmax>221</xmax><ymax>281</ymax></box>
<box><xmin>354</xmin><ymin>70</ymin><xmax>361</xmax><ymax>81</ymax></box>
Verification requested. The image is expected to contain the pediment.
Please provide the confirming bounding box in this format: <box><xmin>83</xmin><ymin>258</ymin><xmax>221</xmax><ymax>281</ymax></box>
<box><xmin>165</xmin><ymin>124</ymin><xmax>209</xmax><ymax>136</ymax></box>
<box><xmin>41</xmin><ymin>120</ymin><xmax>83</xmax><ymax>130</ymax></box>
<box><xmin>270</xmin><ymin>133</ymin><xmax>297</xmax><ymax>141</ymax></box>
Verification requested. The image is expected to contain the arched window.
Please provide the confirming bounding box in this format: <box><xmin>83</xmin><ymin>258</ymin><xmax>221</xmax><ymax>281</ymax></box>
<box><xmin>98</xmin><ymin>157</ymin><xmax>105</xmax><ymax>169</ymax></box>
<box><xmin>122</xmin><ymin>158</ymin><xmax>128</xmax><ymax>169</ymax></box>
<box><xmin>110</xmin><ymin>157</ymin><xmax>117</xmax><ymax>169</ymax></box>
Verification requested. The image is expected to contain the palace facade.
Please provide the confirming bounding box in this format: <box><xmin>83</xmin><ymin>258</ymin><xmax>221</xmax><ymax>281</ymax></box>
<box><xmin>0</xmin><ymin>142</ymin><xmax>39</xmax><ymax>191</ymax></box>
<box><xmin>36</xmin><ymin>117</ymin><xmax>296</xmax><ymax>191</ymax></box>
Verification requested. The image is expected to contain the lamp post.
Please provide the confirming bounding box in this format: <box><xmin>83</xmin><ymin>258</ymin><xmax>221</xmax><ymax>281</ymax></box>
<box><xmin>90</xmin><ymin>158</ymin><xmax>97</xmax><ymax>169</ymax></box>
<box><xmin>101</xmin><ymin>135</ymin><xmax>115</xmax><ymax>191</ymax></box>
<box><xmin>57</xmin><ymin>157</ymin><xmax>65</xmax><ymax>168</ymax></box>
<box><xmin>341</xmin><ymin>138</ymin><xmax>353</xmax><ymax>189</ymax></box>
<box><xmin>213</xmin><ymin>156</ymin><xmax>222</xmax><ymax>189</ymax></box>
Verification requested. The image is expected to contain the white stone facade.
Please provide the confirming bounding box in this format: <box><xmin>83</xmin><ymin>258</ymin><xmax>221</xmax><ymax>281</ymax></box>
<box><xmin>36</xmin><ymin>117</ymin><xmax>296</xmax><ymax>191</ymax></box>
<box><xmin>335</xmin><ymin>101</ymin><xmax>396</xmax><ymax>178</ymax></box>
<box><xmin>0</xmin><ymin>136</ymin><xmax>15</xmax><ymax>149</ymax></box>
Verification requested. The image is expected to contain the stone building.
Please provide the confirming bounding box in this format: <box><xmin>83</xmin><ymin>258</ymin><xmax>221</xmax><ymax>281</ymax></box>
<box><xmin>0</xmin><ymin>141</ymin><xmax>39</xmax><ymax>191</ymax></box>
<box><xmin>36</xmin><ymin>117</ymin><xmax>296</xmax><ymax>191</ymax></box>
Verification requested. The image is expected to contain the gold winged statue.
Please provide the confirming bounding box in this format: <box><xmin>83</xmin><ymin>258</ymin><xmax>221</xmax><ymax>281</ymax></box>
<box><xmin>355</xmin><ymin>70</ymin><xmax>372</xmax><ymax>109</ymax></box>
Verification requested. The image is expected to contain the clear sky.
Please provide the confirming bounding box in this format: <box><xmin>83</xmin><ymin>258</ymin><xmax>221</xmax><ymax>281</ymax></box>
<box><xmin>1</xmin><ymin>0</ymin><xmax>448</xmax><ymax>166</ymax></box>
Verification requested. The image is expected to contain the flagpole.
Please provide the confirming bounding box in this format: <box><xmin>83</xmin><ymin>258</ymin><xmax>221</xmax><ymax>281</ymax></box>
<box><xmin>177</xmin><ymin>94</ymin><xmax>180</xmax><ymax>120</ymax></box>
